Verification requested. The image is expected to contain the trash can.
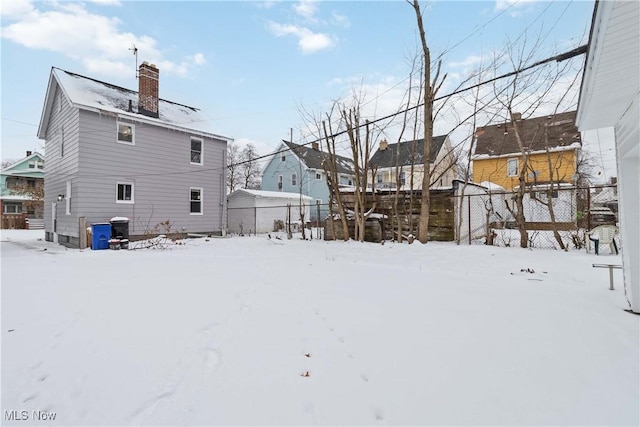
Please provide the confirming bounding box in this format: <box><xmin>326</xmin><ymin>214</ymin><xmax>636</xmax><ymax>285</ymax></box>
<box><xmin>91</xmin><ymin>223</ymin><xmax>111</xmax><ymax>250</ymax></box>
<box><xmin>110</xmin><ymin>217</ymin><xmax>129</xmax><ymax>240</ymax></box>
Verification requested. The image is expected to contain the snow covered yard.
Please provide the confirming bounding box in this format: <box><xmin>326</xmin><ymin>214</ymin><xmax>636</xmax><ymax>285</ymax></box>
<box><xmin>1</xmin><ymin>230</ymin><xmax>638</xmax><ymax>426</ymax></box>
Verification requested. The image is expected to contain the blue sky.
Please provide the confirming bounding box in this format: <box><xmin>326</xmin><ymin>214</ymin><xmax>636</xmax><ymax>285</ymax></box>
<box><xmin>2</xmin><ymin>0</ymin><xmax>615</xmax><ymax>178</ymax></box>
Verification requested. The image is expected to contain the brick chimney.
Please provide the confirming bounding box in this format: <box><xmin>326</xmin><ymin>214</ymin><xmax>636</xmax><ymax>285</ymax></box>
<box><xmin>138</xmin><ymin>62</ymin><xmax>159</xmax><ymax>118</ymax></box>
<box><xmin>311</xmin><ymin>142</ymin><xmax>319</xmax><ymax>150</ymax></box>
<box><xmin>379</xmin><ymin>139</ymin><xmax>388</xmax><ymax>151</ymax></box>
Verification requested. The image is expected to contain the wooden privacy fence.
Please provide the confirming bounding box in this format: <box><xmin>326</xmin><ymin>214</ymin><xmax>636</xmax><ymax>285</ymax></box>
<box><xmin>328</xmin><ymin>189</ymin><xmax>455</xmax><ymax>242</ymax></box>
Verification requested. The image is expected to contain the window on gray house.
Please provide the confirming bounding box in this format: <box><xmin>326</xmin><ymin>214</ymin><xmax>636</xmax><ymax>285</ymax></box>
<box><xmin>190</xmin><ymin>188</ymin><xmax>202</xmax><ymax>214</ymax></box>
<box><xmin>281</xmin><ymin>154</ymin><xmax>286</xmax><ymax>162</ymax></box>
<box><xmin>116</xmin><ymin>182</ymin><xmax>134</xmax><ymax>203</ymax></box>
<box><xmin>278</xmin><ymin>175</ymin><xmax>283</xmax><ymax>190</ymax></box>
<box><xmin>316</xmin><ymin>172</ymin><xmax>321</xmax><ymax>180</ymax></box>
<box><xmin>117</xmin><ymin>122</ymin><xmax>134</xmax><ymax>144</ymax></box>
<box><xmin>291</xmin><ymin>173</ymin><xmax>297</xmax><ymax>186</ymax></box>
<box><xmin>191</xmin><ymin>138</ymin><xmax>203</xmax><ymax>164</ymax></box>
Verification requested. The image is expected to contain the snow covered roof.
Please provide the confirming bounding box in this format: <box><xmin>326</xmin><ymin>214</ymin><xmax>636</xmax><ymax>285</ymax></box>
<box><xmin>37</xmin><ymin>68</ymin><xmax>231</xmax><ymax>141</ymax></box>
<box><xmin>473</xmin><ymin>111</ymin><xmax>581</xmax><ymax>158</ymax></box>
<box><xmin>283</xmin><ymin>141</ymin><xmax>354</xmax><ymax>175</ymax></box>
<box><xmin>479</xmin><ymin>181</ymin><xmax>506</xmax><ymax>191</ymax></box>
<box><xmin>1</xmin><ymin>152</ymin><xmax>45</xmax><ymax>176</ymax></box>
<box><xmin>229</xmin><ymin>189</ymin><xmax>313</xmax><ymax>200</ymax></box>
<box><xmin>369</xmin><ymin>135</ymin><xmax>448</xmax><ymax>168</ymax></box>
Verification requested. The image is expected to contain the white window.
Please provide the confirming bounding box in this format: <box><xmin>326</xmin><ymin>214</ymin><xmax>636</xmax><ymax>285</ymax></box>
<box><xmin>278</xmin><ymin>175</ymin><xmax>283</xmax><ymax>191</ymax></box>
<box><xmin>291</xmin><ymin>173</ymin><xmax>297</xmax><ymax>186</ymax></box>
<box><xmin>65</xmin><ymin>181</ymin><xmax>71</xmax><ymax>215</ymax></box>
<box><xmin>28</xmin><ymin>159</ymin><xmax>44</xmax><ymax>169</ymax></box>
<box><xmin>376</xmin><ymin>174</ymin><xmax>383</xmax><ymax>184</ymax></box>
<box><xmin>116</xmin><ymin>182</ymin><xmax>134</xmax><ymax>203</ymax></box>
<box><xmin>316</xmin><ymin>172</ymin><xmax>321</xmax><ymax>180</ymax></box>
<box><xmin>3</xmin><ymin>203</ymin><xmax>22</xmax><ymax>214</ymax></box>
<box><xmin>507</xmin><ymin>158</ymin><xmax>519</xmax><ymax>177</ymax></box>
<box><xmin>191</xmin><ymin>137</ymin><xmax>203</xmax><ymax>165</ymax></box>
<box><xmin>399</xmin><ymin>171</ymin><xmax>406</xmax><ymax>186</ymax></box>
<box><xmin>190</xmin><ymin>187</ymin><xmax>203</xmax><ymax>214</ymax></box>
<box><xmin>117</xmin><ymin>122</ymin><xmax>135</xmax><ymax>145</ymax></box>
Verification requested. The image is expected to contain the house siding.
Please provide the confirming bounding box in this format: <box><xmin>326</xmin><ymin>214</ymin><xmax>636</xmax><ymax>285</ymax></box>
<box><xmin>261</xmin><ymin>143</ymin><xmax>331</xmax><ymax>221</ymax></box>
<box><xmin>44</xmin><ymin>85</ymin><xmax>80</xmax><ymax>242</ymax></box>
<box><xmin>472</xmin><ymin>150</ymin><xmax>577</xmax><ymax>190</ymax></box>
<box><xmin>44</xmin><ymin>91</ymin><xmax>227</xmax><ymax>245</ymax></box>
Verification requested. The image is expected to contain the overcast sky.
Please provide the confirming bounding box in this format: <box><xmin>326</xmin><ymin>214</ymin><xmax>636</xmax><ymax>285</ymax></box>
<box><xmin>0</xmin><ymin>0</ymin><xmax>616</xmax><ymax>180</ymax></box>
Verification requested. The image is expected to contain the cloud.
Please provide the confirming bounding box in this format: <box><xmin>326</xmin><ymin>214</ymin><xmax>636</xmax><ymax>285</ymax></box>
<box><xmin>86</xmin><ymin>0</ymin><xmax>122</xmax><ymax>5</ymax></box>
<box><xmin>293</xmin><ymin>0</ymin><xmax>318</xmax><ymax>21</ymax></box>
<box><xmin>193</xmin><ymin>53</ymin><xmax>206</xmax><ymax>65</ymax></box>
<box><xmin>267</xmin><ymin>21</ymin><xmax>334</xmax><ymax>54</ymax></box>
<box><xmin>1</xmin><ymin>1</ymin><xmax>203</xmax><ymax>78</ymax></box>
<box><xmin>331</xmin><ymin>11</ymin><xmax>350</xmax><ymax>28</ymax></box>
<box><xmin>448</xmin><ymin>55</ymin><xmax>485</xmax><ymax>69</ymax></box>
<box><xmin>1</xmin><ymin>0</ymin><xmax>34</xmax><ymax>19</ymax></box>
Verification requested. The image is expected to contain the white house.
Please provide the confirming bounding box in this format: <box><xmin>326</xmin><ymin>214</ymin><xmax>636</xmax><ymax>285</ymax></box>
<box><xmin>227</xmin><ymin>189</ymin><xmax>313</xmax><ymax>234</ymax></box>
<box><xmin>576</xmin><ymin>0</ymin><xmax>639</xmax><ymax>313</ymax></box>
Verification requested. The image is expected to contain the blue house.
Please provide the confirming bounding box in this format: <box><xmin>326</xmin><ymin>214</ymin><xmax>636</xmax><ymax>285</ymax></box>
<box><xmin>261</xmin><ymin>141</ymin><xmax>355</xmax><ymax>222</ymax></box>
<box><xmin>1</xmin><ymin>151</ymin><xmax>45</xmax><ymax>229</ymax></box>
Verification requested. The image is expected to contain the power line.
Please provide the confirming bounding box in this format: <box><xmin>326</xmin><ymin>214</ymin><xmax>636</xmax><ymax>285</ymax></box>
<box><xmin>12</xmin><ymin>46</ymin><xmax>587</xmax><ymax>181</ymax></box>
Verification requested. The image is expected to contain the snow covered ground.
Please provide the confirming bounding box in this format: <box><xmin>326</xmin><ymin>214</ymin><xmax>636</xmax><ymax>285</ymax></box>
<box><xmin>1</xmin><ymin>230</ymin><xmax>638</xmax><ymax>426</ymax></box>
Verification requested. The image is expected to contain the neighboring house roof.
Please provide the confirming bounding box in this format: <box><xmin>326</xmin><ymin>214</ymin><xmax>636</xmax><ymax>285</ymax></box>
<box><xmin>473</xmin><ymin>111</ymin><xmax>581</xmax><ymax>158</ymax></box>
<box><xmin>229</xmin><ymin>189</ymin><xmax>313</xmax><ymax>200</ymax></box>
<box><xmin>283</xmin><ymin>141</ymin><xmax>355</xmax><ymax>175</ymax></box>
<box><xmin>37</xmin><ymin>68</ymin><xmax>231</xmax><ymax>141</ymax></box>
<box><xmin>1</xmin><ymin>152</ymin><xmax>45</xmax><ymax>177</ymax></box>
<box><xmin>369</xmin><ymin>135</ymin><xmax>447</xmax><ymax>169</ymax></box>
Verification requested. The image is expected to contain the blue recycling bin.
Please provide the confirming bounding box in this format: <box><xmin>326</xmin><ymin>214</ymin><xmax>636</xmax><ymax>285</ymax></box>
<box><xmin>91</xmin><ymin>223</ymin><xmax>111</xmax><ymax>250</ymax></box>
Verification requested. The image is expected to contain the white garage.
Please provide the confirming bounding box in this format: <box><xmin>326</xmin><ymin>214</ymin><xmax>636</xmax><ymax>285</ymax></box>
<box><xmin>227</xmin><ymin>189</ymin><xmax>313</xmax><ymax>235</ymax></box>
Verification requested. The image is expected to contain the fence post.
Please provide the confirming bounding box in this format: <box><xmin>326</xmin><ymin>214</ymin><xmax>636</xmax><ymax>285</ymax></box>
<box><xmin>316</xmin><ymin>200</ymin><xmax>321</xmax><ymax>240</ymax></box>
<box><xmin>467</xmin><ymin>194</ymin><xmax>472</xmax><ymax>245</ymax></box>
<box><xmin>79</xmin><ymin>216</ymin><xmax>87</xmax><ymax>249</ymax></box>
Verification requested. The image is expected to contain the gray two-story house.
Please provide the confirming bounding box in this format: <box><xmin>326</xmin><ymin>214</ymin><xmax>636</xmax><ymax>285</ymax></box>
<box><xmin>261</xmin><ymin>141</ymin><xmax>355</xmax><ymax>222</ymax></box>
<box><xmin>37</xmin><ymin>63</ymin><xmax>232</xmax><ymax>247</ymax></box>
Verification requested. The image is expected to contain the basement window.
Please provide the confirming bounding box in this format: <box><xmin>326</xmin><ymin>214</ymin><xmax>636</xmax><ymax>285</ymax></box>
<box><xmin>117</xmin><ymin>122</ymin><xmax>135</xmax><ymax>145</ymax></box>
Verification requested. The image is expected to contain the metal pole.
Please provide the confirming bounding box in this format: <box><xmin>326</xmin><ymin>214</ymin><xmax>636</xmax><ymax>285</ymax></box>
<box><xmin>609</xmin><ymin>266</ymin><xmax>615</xmax><ymax>290</ymax></box>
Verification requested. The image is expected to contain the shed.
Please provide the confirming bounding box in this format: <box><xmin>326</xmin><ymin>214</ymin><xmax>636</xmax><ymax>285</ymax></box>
<box><xmin>227</xmin><ymin>189</ymin><xmax>313</xmax><ymax>234</ymax></box>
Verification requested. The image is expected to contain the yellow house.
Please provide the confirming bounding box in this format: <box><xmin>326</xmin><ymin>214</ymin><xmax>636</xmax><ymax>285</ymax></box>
<box><xmin>472</xmin><ymin>111</ymin><xmax>582</xmax><ymax>190</ymax></box>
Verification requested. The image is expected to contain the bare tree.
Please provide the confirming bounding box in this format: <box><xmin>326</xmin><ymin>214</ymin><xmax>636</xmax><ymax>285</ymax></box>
<box><xmin>410</xmin><ymin>0</ymin><xmax>446</xmax><ymax>244</ymax></box>
<box><xmin>227</xmin><ymin>141</ymin><xmax>242</xmax><ymax>193</ymax></box>
<box><xmin>240</xmin><ymin>143</ymin><xmax>261</xmax><ymax>190</ymax></box>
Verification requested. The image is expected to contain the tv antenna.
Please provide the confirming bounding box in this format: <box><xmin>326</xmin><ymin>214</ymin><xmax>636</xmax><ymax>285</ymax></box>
<box><xmin>129</xmin><ymin>44</ymin><xmax>139</xmax><ymax>79</ymax></box>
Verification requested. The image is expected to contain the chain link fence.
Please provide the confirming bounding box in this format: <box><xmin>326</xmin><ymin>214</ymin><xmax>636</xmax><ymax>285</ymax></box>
<box><xmin>454</xmin><ymin>184</ymin><xmax>618</xmax><ymax>250</ymax></box>
<box><xmin>225</xmin><ymin>184</ymin><xmax>618</xmax><ymax>250</ymax></box>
